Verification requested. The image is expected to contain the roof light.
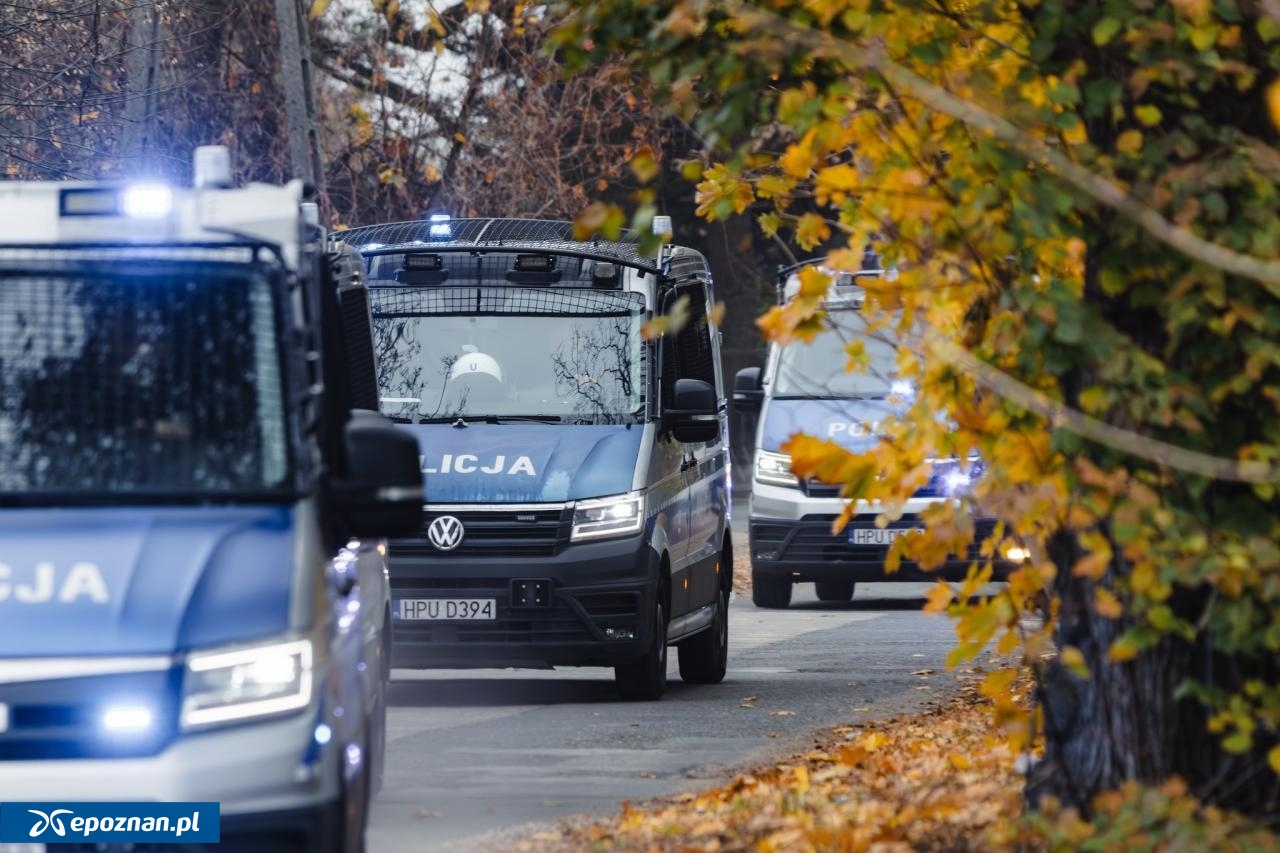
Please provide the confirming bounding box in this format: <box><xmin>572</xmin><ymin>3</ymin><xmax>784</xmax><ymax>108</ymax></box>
<box><xmin>403</xmin><ymin>254</ymin><xmax>443</xmax><ymax>271</ymax></box>
<box><xmin>121</xmin><ymin>184</ymin><xmax>173</xmax><ymax>218</ymax></box>
<box><xmin>653</xmin><ymin>215</ymin><xmax>673</xmax><ymax>237</ymax></box>
<box><xmin>514</xmin><ymin>254</ymin><xmax>555</xmax><ymax>272</ymax></box>
<box><xmin>193</xmin><ymin>145</ymin><xmax>232</xmax><ymax>189</ymax></box>
<box><xmin>428</xmin><ymin>213</ymin><xmax>451</xmax><ymax>238</ymax></box>
<box><xmin>591</xmin><ymin>261</ymin><xmax>618</xmax><ymax>286</ymax></box>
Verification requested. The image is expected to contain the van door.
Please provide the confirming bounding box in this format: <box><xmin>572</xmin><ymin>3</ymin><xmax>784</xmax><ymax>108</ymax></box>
<box><xmin>666</xmin><ymin>279</ymin><xmax>723</xmax><ymax>615</ymax></box>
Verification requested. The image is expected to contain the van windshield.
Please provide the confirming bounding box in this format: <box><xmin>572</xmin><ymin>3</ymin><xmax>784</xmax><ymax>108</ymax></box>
<box><xmin>370</xmin><ymin>287</ymin><xmax>646</xmax><ymax>424</ymax></box>
<box><xmin>773</xmin><ymin>309</ymin><xmax>902</xmax><ymax>399</ymax></box>
<box><xmin>0</xmin><ymin>260</ymin><xmax>291</xmax><ymax>503</ymax></box>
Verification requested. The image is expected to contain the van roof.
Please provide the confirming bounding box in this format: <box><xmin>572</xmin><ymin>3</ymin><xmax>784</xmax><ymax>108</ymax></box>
<box><xmin>339</xmin><ymin>218</ymin><xmax>662</xmax><ymax>273</ymax></box>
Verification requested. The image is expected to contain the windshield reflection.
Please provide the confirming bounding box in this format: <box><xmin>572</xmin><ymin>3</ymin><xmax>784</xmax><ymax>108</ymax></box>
<box><xmin>372</xmin><ymin>287</ymin><xmax>645</xmax><ymax>424</ymax></box>
<box><xmin>773</xmin><ymin>310</ymin><xmax>901</xmax><ymax>399</ymax></box>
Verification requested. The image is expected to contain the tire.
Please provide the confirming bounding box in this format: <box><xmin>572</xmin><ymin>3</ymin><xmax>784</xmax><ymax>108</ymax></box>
<box><xmin>615</xmin><ymin>598</ymin><xmax>668</xmax><ymax>700</ymax></box>
<box><xmin>815</xmin><ymin>580</ymin><xmax>856</xmax><ymax>602</ymax></box>
<box><xmin>752</xmin><ymin>573</ymin><xmax>792</xmax><ymax>609</ymax></box>
<box><xmin>678</xmin><ymin>587</ymin><xmax>728</xmax><ymax>684</ymax></box>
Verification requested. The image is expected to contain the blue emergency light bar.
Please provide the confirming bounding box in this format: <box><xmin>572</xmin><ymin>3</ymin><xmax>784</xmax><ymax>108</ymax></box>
<box><xmin>59</xmin><ymin>184</ymin><xmax>173</xmax><ymax>219</ymax></box>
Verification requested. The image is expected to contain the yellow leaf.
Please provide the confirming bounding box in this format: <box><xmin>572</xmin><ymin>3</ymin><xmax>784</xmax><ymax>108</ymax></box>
<box><xmin>1059</xmin><ymin>645</ymin><xmax>1090</xmax><ymax>679</ymax></box>
<box><xmin>756</xmin><ymin>174</ymin><xmax>794</xmax><ymax>199</ymax></box>
<box><xmin>813</xmin><ymin>163</ymin><xmax>860</xmax><ymax>203</ymax></box>
<box><xmin>308</xmin><ymin>0</ymin><xmax>331</xmax><ymax>18</ymax></box>
<box><xmin>1269</xmin><ymin>744</ymin><xmax>1280</xmax><ymax>774</ymax></box>
<box><xmin>1115</xmin><ymin>129</ymin><xmax>1143</xmax><ymax>154</ymax></box>
<box><xmin>1094</xmin><ymin>587</ymin><xmax>1124</xmax><ymax>619</ymax></box>
<box><xmin>1072</xmin><ymin>551</ymin><xmax>1110</xmax><ymax>580</ymax></box>
<box><xmin>860</xmin><ymin>731</ymin><xmax>890</xmax><ymax>751</ymax></box>
<box><xmin>572</xmin><ymin>202</ymin><xmax>624</xmax><ymax>241</ymax></box>
<box><xmin>779</xmin><ymin>135</ymin><xmax>814</xmax><ymax>178</ymax></box>
<box><xmin>1268</xmin><ymin>79</ymin><xmax>1280</xmax><ymax>133</ymax></box>
<box><xmin>794</xmin><ymin>213</ymin><xmax>831</xmax><ymax>250</ymax></box>
<box><xmin>629</xmin><ymin>147</ymin><xmax>661</xmax><ymax>183</ymax></box>
<box><xmin>793</xmin><ymin>764</ymin><xmax>810</xmax><ymax>794</ymax></box>
<box><xmin>709</xmin><ymin>301</ymin><xmax>726</xmax><ymax>327</ymax></box>
<box><xmin>923</xmin><ymin>581</ymin><xmax>954</xmax><ymax>613</ymax></box>
<box><xmin>796</xmin><ymin>265</ymin><xmax>832</xmax><ymax>299</ymax></box>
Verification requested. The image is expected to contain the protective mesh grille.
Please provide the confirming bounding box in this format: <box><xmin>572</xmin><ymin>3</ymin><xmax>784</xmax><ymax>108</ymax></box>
<box><xmin>363</xmin><ymin>248</ymin><xmax>645</xmax><ymax>289</ymax></box>
<box><xmin>369</xmin><ymin>286</ymin><xmax>645</xmax><ymax>318</ymax></box>
<box><xmin>339</xmin><ymin>218</ymin><xmax>657</xmax><ymax>271</ymax></box>
<box><xmin>0</xmin><ymin>267</ymin><xmax>289</xmax><ymax>496</ymax></box>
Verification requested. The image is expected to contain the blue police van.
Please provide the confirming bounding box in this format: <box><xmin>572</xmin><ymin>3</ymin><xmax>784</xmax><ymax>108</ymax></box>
<box><xmin>0</xmin><ymin>149</ymin><xmax>422</xmax><ymax>851</ymax></box>
<box><xmin>342</xmin><ymin>217</ymin><xmax>732</xmax><ymax>700</ymax></box>
<box><xmin>734</xmin><ymin>258</ymin><xmax>1012</xmax><ymax>608</ymax></box>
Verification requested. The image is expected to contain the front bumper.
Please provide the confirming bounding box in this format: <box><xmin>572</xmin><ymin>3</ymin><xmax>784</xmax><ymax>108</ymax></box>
<box><xmin>0</xmin><ymin>708</ymin><xmax>339</xmax><ymax>820</ymax></box>
<box><xmin>749</xmin><ymin>482</ymin><xmax>1008</xmax><ymax>582</ymax></box>
<box><xmin>389</xmin><ymin>528</ymin><xmax>659</xmax><ymax>669</ymax></box>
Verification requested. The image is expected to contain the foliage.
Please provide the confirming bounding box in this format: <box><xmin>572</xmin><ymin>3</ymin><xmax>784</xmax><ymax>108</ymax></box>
<box><xmin>512</xmin><ymin>676</ymin><xmax>1031</xmax><ymax>853</ymax></box>
<box><xmin>508</xmin><ymin>677</ymin><xmax>1280</xmax><ymax>852</ymax></box>
<box><xmin>553</xmin><ymin>0</ymin><xmax>1280</xmax><ymax>820</ymax></box>
<box><xmin>313</xmin><ymin>0</ymin><xmax>668</xmax><ymax>226</ymax></box>
<box><xmin>0</xmin><ymin>0</ymin><xmax>290</xmax><ymax>184</ymax></box>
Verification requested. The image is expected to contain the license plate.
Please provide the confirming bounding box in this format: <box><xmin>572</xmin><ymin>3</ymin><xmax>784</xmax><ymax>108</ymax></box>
<box><xmin>849</xmin><ymin>527</ymin><xmax>915</xmax><ymax>546</ymax></box>
<box><xmin>0</xmin><ymin>845</ymin><xmax>46</xmax><ymax>853</ymax></box>
<box><xmin>399</xmin><ymin>598</ymin><xmax>496</xmax><ymax>621</ymax></box>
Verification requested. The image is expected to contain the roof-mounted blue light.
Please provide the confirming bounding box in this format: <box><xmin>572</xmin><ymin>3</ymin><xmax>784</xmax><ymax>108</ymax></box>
<box><xmin>121</xmin><ymin>184</ymin><xmax>173</xmax><ymax>218</ymax></box>
<box><xmin>427</xmin><ymin>213</ymin><xmax>451</xmax><ymax>238</ymax></box>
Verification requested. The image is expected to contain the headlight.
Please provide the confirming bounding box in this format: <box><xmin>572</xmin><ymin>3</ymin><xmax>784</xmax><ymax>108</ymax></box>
<box><xmin>181</xmin><ymin>638</ymin><xmax>313</xmax><ymax>729</ymax></box>
<box><xmin>755</xmin><ymin>450</ymin><xmax>798</xmax><ymax>488</ymax></box>
<box><xmin>571</xmin><ymin>492</ymin><xmax>644</xmax><ymax>542</ymax></box>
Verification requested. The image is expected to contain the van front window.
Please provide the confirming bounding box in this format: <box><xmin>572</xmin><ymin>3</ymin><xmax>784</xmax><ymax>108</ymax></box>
<box><xmin>773</xmin><ymin>310</ymin><xmax>900</xmax><ymax>399</ymax></box>
<box><xmin>0</xmin><ymin>261</ymin><xmax>291</xmax><ymax>502</ymax></box>
<box><xmin>371</xmin><ymin>287</ymin><xmax>645</xmax><ymax>424</ymax></box>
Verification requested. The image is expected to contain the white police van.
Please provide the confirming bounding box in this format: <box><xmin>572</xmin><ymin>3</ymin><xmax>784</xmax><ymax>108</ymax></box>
<box><xmin>734</xmin><ymin>257</ymin><xmax>1007</xmax><ymax>608</ymax></box>
<box><xmin>341</xmin><ymin>217</ymin><xmax>733</xmax><ymax>700</ymax></box>
<box><xmin>0</xmin><ymin>149</ymin><xmax>422</xmax><ymax>851</ymax></box>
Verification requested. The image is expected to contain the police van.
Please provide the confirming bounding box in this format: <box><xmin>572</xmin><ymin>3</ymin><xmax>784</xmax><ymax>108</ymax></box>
<box><xmin>342</xmin><ymin>217</ymin><xmax>732</xmax><ymax>700</ymax></box>
<box><xmin>734</xmin><ymin>257</ymin><xmax>1008</xmax><ymax>608</ymax></box>
<box><xmin>0</xmin><ymin>148</ymin><xmax>422</xmax><ymax>850</ymax></box>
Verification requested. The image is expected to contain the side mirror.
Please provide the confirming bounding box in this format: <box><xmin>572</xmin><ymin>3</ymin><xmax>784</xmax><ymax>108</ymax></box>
<box><xmin>667</xmin><ymin>378</ymin><xmax>719</xmax><ymax>444</ymax></box>
<box><xmin>333</xmin><ymin>410</ymin><xmax>423</xmax><ymax>538</ymax></box>
<box><xmin>732</xmin><ymin>367</ymin><xmax>763</xmax><ymax>411</ymax></box>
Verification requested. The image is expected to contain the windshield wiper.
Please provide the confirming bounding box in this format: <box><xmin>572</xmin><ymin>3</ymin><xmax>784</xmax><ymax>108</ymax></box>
<box><xmin>481</xmin><ymin>414</ymin><xmax>564</xmax><ymax>424</ymax></box>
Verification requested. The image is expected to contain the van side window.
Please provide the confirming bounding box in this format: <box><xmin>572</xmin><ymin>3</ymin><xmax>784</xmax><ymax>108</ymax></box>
<box><xmin>662</xmin><ymin>281</ymin><xmax>716</xmax><ymax>402</ymax></box>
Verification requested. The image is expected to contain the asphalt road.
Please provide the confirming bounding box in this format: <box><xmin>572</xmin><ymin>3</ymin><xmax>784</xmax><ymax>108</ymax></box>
<box><xmin>368</xmin><ymin>512</ymin><xmax>978</xmax><ymax>852</ymax></box>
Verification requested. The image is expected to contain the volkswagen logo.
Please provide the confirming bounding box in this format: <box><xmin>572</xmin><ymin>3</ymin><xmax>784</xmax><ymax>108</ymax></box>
<box><xmin>426</xmin><ymin>515</ymin><xmax>465</xmax><ymax>552</ymax></box>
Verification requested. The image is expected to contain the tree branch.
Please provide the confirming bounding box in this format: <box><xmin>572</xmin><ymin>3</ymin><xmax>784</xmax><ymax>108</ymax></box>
<box><xmin>725</xmin><ymin>1</ymin><xmax>1280</xmax><ymax>295</ymax></box>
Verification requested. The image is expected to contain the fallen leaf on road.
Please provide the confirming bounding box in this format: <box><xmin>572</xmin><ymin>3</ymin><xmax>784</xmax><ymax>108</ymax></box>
<box><xmin>912</xmin><ymin>668</ymin><xmax>936</xmax><ymax>676</ymax></box>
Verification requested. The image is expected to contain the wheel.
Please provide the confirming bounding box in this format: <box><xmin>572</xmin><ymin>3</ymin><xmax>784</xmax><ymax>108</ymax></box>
<box><xmin>752</xmin><ymin>573</ymin><xmax>792</xmax><ymax>609</ymax></box>
<box><xmin>615</xmin><ymin>597</ymin><xmax>667</xmax><ymax>700</ymax></box>
<box><xmin>815</xmin><ymin>580</ymin><xmax>856</xmax><ymax>602</ymax></box>
<box><xmin>678</xmin><ymin>586</ymin><xmax>728</xmax><ymax>684</ymax></box>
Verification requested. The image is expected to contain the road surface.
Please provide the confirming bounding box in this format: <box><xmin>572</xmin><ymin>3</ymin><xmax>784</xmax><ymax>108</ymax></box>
<box><xmin>368</xmin><ymin>580</ymin><xmax>970</xmax><ymax>851</ymax></box>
